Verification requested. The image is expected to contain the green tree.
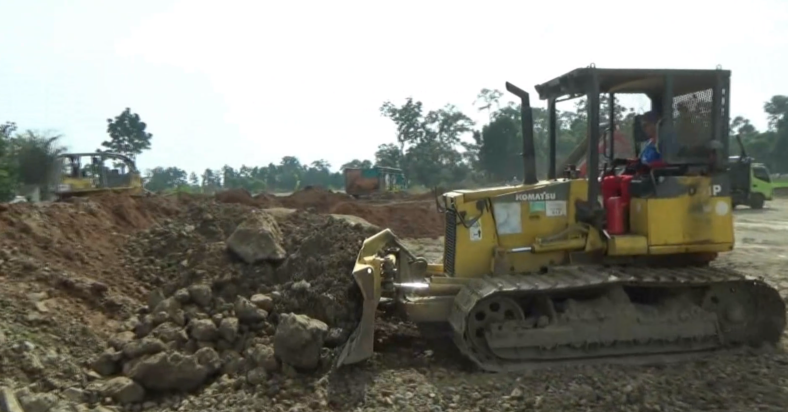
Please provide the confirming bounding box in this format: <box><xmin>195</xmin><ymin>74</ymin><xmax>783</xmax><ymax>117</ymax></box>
<box><xmin>102</xmin><ymin>108</ymin><xmax>153</xmax><ymax>161</ymax></box>
<box><xmin>725</xmin><ymin>96</ymin><xmax>788</xmax><ymax>172</ymax></box>
<box><xmin>9</xmin><ymin>130</ymin><xmax>67</xmax><ymax>199</ymax></box>
<box><xmin>477</xmin><ymin>106</ymin><xmax>522</xmax><ymax>181</ymax></box>
<box><xmin>380</xmin><ymin>98</ymin><xmax>426</xmax><ymax>153</ymax></box>
<box><xmin>379</xmin><ymin>98</ymin><xmax>475</xmax><ymax>187</ymax></box>
<box><xmin>145</xmin><ymin>167</ymin><xmax>188</xmax><ymax>192</ymax></box>
<box><xmin>201</xmin><ymin>169</ymin><xmax>222</xmax><ymax>193</ymax></box>
<box><xmin>473</xmin><ymin>88</ymin><xmax>504</xmax><ymax>121</ymax></box>
<box><xmin>730</xmin><ymin>116</ymin><xmax>767</xmax><ymax>158</ymax></box>
<box><xmin>188</xmin><ymin>172</ymin><xmax>200</xmax><ymax>190</ymax></box>
<box><xmin>374</xmin><ymin>143</ymin><xmax>403</xmax><ymax>168</ymax></box>
<box><xmin>764</xmin><ymin>96</ymin><xmax>788</xmax><ymax>172</ymax></box>
<box><xmin>340</xmin><ymin>159</ymin><xmax>373</xmax><ymax>170</ymax></box>
<box><xmin>764</xmin><ymin>96</ymin><xmax>788</xmax><ymax>131</ymax></box>
<box><xmin>0</xmin><ymin>122</ymin><xmax>18</xmax><ymax>200</ymax></box>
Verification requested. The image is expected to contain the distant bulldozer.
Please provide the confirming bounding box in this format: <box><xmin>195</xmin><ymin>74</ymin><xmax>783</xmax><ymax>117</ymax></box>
<box><xmin>51</xmin><ymin>152</ymin><xmax>145</xmax><ymax>200</ymax></box>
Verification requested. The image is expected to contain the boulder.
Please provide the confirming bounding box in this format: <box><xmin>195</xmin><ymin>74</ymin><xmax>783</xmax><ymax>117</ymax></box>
<box><xmin>189</xmin><ymin>319</ymin><xmax>219</xmax><ymax>341</ymax></box>
<box><xmin>122</xmin><ymin>337</ymin><xmax>167</xmax><ymax>359</ymax></box>
<box><xmin>152</xmin><ymin>297</ymin><xmax>185</xmax><ymax>326</ymax></box>
<box><xmin>17</xmin><ymin>392</ymin><xmax>59</xmax><ymax>412</ymax></box>
<box><xmin>247</xmin><ymin>344</ymin><xmax>278</xmax><ymax>371</ymax></box>
<box><xmin>108</xmin><ymin>331</ymin><xmax>136</xmax><ymax>351</ymax></box>
<box><xmin>273</xmin><ymin>313</ymin><xmax>328</xmax><ymax>370</ymax></box>
<box><xmin>124</xmin><ymin>348</ymin><xmax>222</xmax><ymax>391</ymax></box>
<box><xmin>226</xmin><ymin>211</ymin><xmax>286</xmax><ymax>263</ymax></box>
<box><xmin>101</xmin><ymin>377</ymin><xmax>145</xmax><ymax>404</ymax></box>
<box><xmin>250</xmin><ymin>294</ymin><xmax>274</xmax><ymax>312</ymax></box>
<box><xmin>234</xmin><ymin>297</ymin><xmax>268</xmax><ymax>323</ymax></box>
<box><xmin>151</xmin><ymin>322</ymin><xmax>188</xmax><ymax>344</ymax></box>
<box><xmin>246</xmin><ymin>367</ymin><xmax>268</xmax><ymax>385</ymax></box>
<box><xmin>188</xmin><ymin>284</ymin><xmax>213</xmax><ymax>307</ymax></box>
<box><xmin>91</xmin><ymin>349</ymin><xmax>122</xmax><ymax>376</ymax></box>
<box><xmin>218</xmin><ymin>317</ymin><xmax>239</xmax><ymax>342</ymax></box>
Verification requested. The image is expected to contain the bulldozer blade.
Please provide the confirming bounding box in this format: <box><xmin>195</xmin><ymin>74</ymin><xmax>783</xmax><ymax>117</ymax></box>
<box><xmin>336</xmin><ymin>230</ymin><xmax>396</xmax><ymax>366</ymax></box>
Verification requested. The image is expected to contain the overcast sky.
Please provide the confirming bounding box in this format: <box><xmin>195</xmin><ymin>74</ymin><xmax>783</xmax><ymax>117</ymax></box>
<box><xmin>1</xmin><ymin>0</ymin><xmax>786</xmax><ymax>174</ymax></box>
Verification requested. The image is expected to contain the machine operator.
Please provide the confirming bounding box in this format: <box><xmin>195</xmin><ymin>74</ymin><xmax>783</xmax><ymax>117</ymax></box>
<box><xmin>638</xmin><ymin>111</ymin><xmax>663</xmax><ymax>166</ymax></box>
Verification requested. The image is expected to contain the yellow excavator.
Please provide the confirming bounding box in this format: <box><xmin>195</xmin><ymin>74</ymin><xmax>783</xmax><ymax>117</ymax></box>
<box><xmin>51</xmin><ymin>152</ymin><xmax>145</xmax><ymax>200</ymax></box>
<box><xmin>338</xmin><ymin>67</ymin><xmax>786</xmax><ymax>371</ymax></box>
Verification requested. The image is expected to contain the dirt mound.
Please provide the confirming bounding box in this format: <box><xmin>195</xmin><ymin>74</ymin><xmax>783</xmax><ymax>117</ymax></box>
<box><xmin>214</xmin><ymin>188</ymin><xmax>259</xmax><ymax>207</ymax></box>
<box><xmin>252</xmin><ymin>192</ymin><xmax>281</xmax><ymax>206</ymax></box>
<box><xmin>0</xmin><ymin>195</ymin><xmax>182</xmax><ymax>303</ymax></box>
<box><xmin>0</xmin><ymin>194</ymin><xmax>387</xmax><ymax>410</ymax></box>
<box><xmin>0</xmin><ymin>194</ymin><xmax>186</xmax><ymax>410</ymax></box>
<box><xmin>330</xmin><ymin>200</ymin><xmax>443</xmax><ymax>238</ymax></box>
<box><xmin>207</xmin><ymin>187</ymin><xmax>444</xmax><ymax>238</ymax></box>
<box><xmin>215</xmin><ymin>188</ymin><xmax>282</xmax><ymax>208</ymax></box>
<box><xmin>412</xmin><ymin>189</ymin><xmax>441</xmax><ymax>200</ymax></box>
<box><xmin>277</xmin><ymin>186</ymin><xmax>353</xmax><ymax>213</ymax></box>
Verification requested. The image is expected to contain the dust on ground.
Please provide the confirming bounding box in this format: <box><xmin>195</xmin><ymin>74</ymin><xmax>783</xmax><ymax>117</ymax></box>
<box><xmin>0</xmin><ymin>190</ymin><xmax>787</xmax><ymax>412</ymax></box>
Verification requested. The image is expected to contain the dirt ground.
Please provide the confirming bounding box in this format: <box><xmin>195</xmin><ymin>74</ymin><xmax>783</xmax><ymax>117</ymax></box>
<box><xmin>391</xmin><ymin>199</ymin><xmax>788</xmax><ymax>412</ymax></box>
<box><xmin>0</xmin><ymin>190</ymin><xmax>787</xmax><ymax>412</ymax></box>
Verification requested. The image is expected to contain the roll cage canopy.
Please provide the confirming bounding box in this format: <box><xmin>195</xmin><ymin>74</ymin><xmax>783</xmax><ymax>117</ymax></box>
<box><xmin>58</xmin><ymin>152</ymin><xmax>138</xmax><ymax>171</ymax></box>
<box><xmin>523</xmin><ymin>66</ymin><xmax>731</xmax><ymax>215</ymax></box>
<box><xmin>534</xmin><ymin>68</ymin><xmax>728</xmax><ymax>100</ymax></box>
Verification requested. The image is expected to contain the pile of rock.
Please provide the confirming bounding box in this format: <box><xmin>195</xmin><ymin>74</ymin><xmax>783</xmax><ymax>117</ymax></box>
<box><xmin>79</xmin><ymin>204</ymin><xmax>378</xmax><ymax>408</ymax></box>
<box><xmin>90</xmin><ymin>288</ymin><xmax>328</xmax><ymax>393</ymax></box>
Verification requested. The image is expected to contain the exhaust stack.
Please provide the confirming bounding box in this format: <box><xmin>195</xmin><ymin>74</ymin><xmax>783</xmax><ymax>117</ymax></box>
<box><xmin>505</xmin><ymin>82</ymin><xmax>538</xmax><ymax>185</ymax></box>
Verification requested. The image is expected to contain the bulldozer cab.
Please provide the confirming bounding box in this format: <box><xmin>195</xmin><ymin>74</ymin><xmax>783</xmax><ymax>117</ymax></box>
<box><xmin>52</xmin><ymin>152</ymin><xmax>144</xmax><ymax>198</ymax></box>
<box><xmin>532</xmin><ymin>67</ymin><xmax>730</xmax><ymax>218</ymax></box>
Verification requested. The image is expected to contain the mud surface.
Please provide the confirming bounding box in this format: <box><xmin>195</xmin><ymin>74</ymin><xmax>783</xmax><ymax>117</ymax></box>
<box><xmin>0</xmin><ymin>190</ymin><xmax>786</xmax><ymax>412</ymax></box>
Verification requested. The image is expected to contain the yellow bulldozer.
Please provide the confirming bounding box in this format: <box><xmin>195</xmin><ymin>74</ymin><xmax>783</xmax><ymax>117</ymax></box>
<box><xmin>338</xmin><ymin>67</ymin><xmax>787</xmax><ymax>372</ymax></box>
<box><xmin>51</xmin><ymin>152</ymin><xmax>145</xmax><ymax>200</ymax></box>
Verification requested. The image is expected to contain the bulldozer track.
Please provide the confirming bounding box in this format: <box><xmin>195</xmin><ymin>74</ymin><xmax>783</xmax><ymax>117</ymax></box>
<box><xmin>448</xmin><ymin>264</ymin><xmax>786</xmax><ymax>372</ymax></box>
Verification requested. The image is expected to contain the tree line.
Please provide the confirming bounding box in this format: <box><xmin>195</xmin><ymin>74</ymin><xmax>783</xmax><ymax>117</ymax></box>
<box><xmin>1</xmin><ymin>92</ymin><xmax>787</xmax><ymax>200</ymax></box>
<box><xmin>144</xmin><ymin>91</ymin><xmax>788</xmax><ymax>193</ymax></box>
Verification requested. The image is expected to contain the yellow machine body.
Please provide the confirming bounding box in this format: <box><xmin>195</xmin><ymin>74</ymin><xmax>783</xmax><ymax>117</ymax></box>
<box><xmin>338</xmin><ymin>68</ymin><xmax>785</xmax><ymax>372</ymax></box>
<box><xmin>445</xmin><ymin>177</ymin><xmax>733</xmax><ymax>280</ymax></box>
<box><xmin>53</xmin><ymin>152</ymin><xmax>145</xmax><ymax>199</ymax></box>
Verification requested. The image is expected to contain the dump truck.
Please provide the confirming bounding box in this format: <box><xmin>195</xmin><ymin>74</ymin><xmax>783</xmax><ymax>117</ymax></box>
<box><xmin>344</xmin><ymin>166</ymin><xmax>406</xmax><ymax>198</ymax></box>
<box><xmin>728</xmin><ymin>134</ymin><xmax>774</xmax><ymax>208</ymax></box>
<box><xmin>338</xmin><ymin>67</ymin><xmax>786</xmax><ymax>372</ymax></box>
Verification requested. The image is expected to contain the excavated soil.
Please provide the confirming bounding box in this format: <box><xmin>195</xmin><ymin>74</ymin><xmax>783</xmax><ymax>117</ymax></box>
<box><xmin>0</xmin><ymin>189</ymin><xmax>788</xmax><ymax>412</ymax></box>
<box><xmin>215</xmin><ymin>187</ymin><xmax>443</xmax><ymax>238</ymax></box>
<box><xmin>329</xmin><ymin>201</ymin><xmax>443</xmax><ymax>239</ymax></box>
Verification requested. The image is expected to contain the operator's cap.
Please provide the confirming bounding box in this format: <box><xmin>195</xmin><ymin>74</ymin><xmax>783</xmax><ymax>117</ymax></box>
<box><xmin>642</xmin><ymin>111</ymin><xmax>660</xmax><ymax>123</ymax></box>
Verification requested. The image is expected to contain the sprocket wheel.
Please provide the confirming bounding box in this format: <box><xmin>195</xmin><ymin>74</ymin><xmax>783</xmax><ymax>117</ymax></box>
<box><xmin>466</xmin><ymin>296</ymin><xmax>525</xmax><ymax>357</ymax></box>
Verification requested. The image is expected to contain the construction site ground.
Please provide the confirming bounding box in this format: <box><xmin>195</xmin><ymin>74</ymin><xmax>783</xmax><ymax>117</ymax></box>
<box><xmin>0</xmin><ymin>187</ymin><xmax>787</xmax><ymax>412</ymax></box>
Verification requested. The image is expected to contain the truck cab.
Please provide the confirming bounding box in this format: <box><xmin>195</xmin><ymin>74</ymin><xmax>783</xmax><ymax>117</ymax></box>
<box><xmin>728</xmin><ymin>155</ymin><xmax>773</xmax><ymax>209</ymax></box>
